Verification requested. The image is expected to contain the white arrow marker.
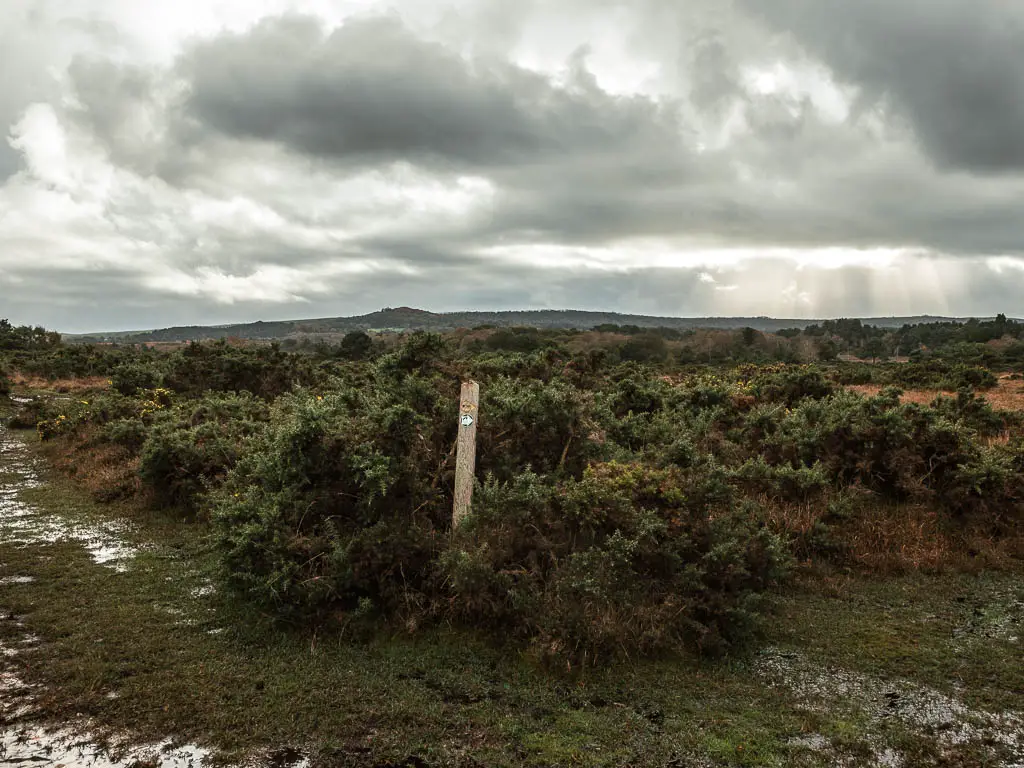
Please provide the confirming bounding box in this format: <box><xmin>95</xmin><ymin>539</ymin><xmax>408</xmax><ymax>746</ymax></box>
<box><xmin>460</xmin><ymin>413</ymin><xmax>475</xmax><ymax>427</ymax></box>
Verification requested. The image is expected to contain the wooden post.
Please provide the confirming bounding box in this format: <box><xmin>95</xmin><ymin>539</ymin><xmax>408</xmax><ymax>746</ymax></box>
<box><xmin>452</xmin><ymin>380</ymin><xmax>479</xmax><ymax>530</ymax></box>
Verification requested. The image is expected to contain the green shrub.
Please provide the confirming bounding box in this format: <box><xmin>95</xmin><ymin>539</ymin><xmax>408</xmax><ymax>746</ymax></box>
<box><xmin>101</xmin><ymin>418</ymin><xmax>149</xmax><ymax>452</ymax></box>
<box><xmin>163</xmin><ymin>341</ymin><xmax>314</xmax><ymax>399</ymax></box>
<box><xmin>211</xmin><ymin>379</ymin><xmax>454</xmax><ymax>617</ymax></box>
<box><xmin>730</xmin><ymin>456</ymin><xmax>830</xmax><ymax>503</ymax></box>
<box><xmin>442</xmin><ymin>463</ymin><xmax>790</xmax><ymax>659</ymax></box>
<box><xmin>943</xmin><ymin>447</ymin><xmax>1023</xmax><ymax>526</ymax></box>
<box><xmin>110</xmin><ymin>362</ymin><xmax>162</xmax><ymax>396</ymax></box>
<box><xmin>37</xmin><ymin>413</ymin><xmax>73</xmax><ymax>441</ymax></box>
<box><xmin>466</xmin><ymin>348</ymin><xmax>572</xmax><ymax>383</ymax></box>
<box><xmin>475</xmin><ymin>327</ymin><xmax>553</xmax><ymax>354</ymax></box>
<box><xmin>757</xmin><ymin>389</ymin><xmax>969</xmax><ymax>500</ymax></box>
<box><xmin>829</xmin><ymin>363</ymin><xmax>875</xmax><ymax>386</ymax></box>
<box><xmin>477</xmin><ymin>376</ymin><xmax>601</xmax><ymax>481</ymax></box>
<box><xmin>601</xmin><ymin>364</ymin><xmax>673</xmax><ymax>417</ymax></box>
<box><xmin>618</xmin><ymin>333</ymin><xmax>669</xmax><ymax>363</ymax></box>
<box><xmin>929</xmin><ymin>388</ymin><xmax>1007</xmax><ymax>436</ymax></box>
<box><xmin>751</xmin><ymin>365</ymin><xmax>835</xmax><ymax>406</ymax></box>
<box><xmin>879</xmin><ymin>360</ymin><xmax>997</xmax><ymax>391</ymax></box>
<box><xmin>375</xmin><ymin>332</ymin><xmax>452</xmax><ymax>377</ymax></box>
<box><xmin>138</xmin><ymin>392</ymin><xmax>272</xmax><ymax>513</ymax></box>
<box><xmin>34</xmin><ymin>398</ymin><xmax>93</xmax><ymax>440</ymax></box>
<box><xmin>338</xmin><ymin>331</ymin><xmax>374</xmax><ymax>361</ymax></box>
<box><xmin>8</xmin><ymin>398</ymin><xmax>47</xmax><ymax>429</ymax></box>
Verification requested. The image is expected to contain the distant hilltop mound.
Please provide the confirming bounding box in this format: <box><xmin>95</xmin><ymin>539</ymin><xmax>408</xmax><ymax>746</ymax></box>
<box><xmin>70</xmin><ymin>309</ymin><xmax>1011</xmax><ymax>344</ymax></box>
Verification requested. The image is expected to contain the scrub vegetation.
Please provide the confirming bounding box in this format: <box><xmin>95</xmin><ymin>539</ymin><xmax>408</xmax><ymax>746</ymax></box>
<box><xmin>1</xmin><ymin>315</ymin><xmax>1022</xmax><ymax>766</ymax></box>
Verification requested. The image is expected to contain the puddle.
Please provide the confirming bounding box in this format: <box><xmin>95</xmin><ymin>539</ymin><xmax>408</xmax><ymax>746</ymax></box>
<box><xmin>0</xmin><ymin>726</ymin><xmax>312</xmax><ymax>768</ymax></box>
<box><xmin>0</xmin><ymin>633</ymin><xmax>42</xmax><ymax>657</ymax></box>
<box><xmin>0</xmin><ymin>614</ymin><xmax>212</xmax><ymax>767</ymax></box>
<box><xmin>0</xmin><ymin>631</ymin><xmax>293</xmax><ymax>768</ymax></box>
<box><xmin>0</xmin><ymin>619</ymin><xmax>303</xmax><ymax>768</ymax></box>
<box><xmin>0</xmin><ymin>727</ymin><xmax>212</xmax><ymax>768</ymax></box>
<box><xmin>0</xmin><ymin>576</ymin><xmax>36</xmax><ymax>585</ymax></box>
<box><xmin>757</xmin><ymin>648</ymin><xmax>1024</xmax><ymax>766</ymax></box>
<box><xmin>0</xmin><ymin>425</ymin><xmax>139</xmax><ymax>571</ymax></box>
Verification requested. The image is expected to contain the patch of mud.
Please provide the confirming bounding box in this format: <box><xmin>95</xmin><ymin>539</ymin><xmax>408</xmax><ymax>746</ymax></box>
<box><xmin>758</xmin><ymin>648</ymin><xmax>1024</xmax><ymax>766</ymax></box>
<box><xmin>0</xmin><ymin>621</ymin><xmax>43</xmax><ymax>721</ymax></box>
<box><xmin>0</xmin><ymin>425</ymin><xmax>138</xmax><ymax>571</ymax></box>
<box><xmin>788</xmin><ymin>732</ymin><xmax>903</xmax><ymax>767</ymax></box>
<box><xmin>0</xmin><ymin>633</ymin><xmax>41</xmax><ymax>659</ymax></box>
<box><xmin>0</xmin><ymin>619</ymin><xmax>208</xmax><ymax>767</ymax></box>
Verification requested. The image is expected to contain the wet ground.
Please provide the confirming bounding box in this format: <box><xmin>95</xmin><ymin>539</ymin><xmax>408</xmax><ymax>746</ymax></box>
<box><xmin>0</xmin><ymin>413</ymin><xmax>309</xmax><ymax>768</ymax></box>
<box><xmin>0</xmin><ymin>423</ymin><xmax>138</xmax><ymax>572</ymax></box>
<box><xmin>757</xmin><ymin>648</ymin><xmax>1024</xmax><ymax>766</ymax></box>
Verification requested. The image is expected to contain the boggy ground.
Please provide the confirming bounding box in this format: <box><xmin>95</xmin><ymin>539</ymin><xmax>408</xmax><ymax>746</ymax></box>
<box><xmin>0</xmin><ymin>410</ymin><xmax>1022</xmax><ymax>767</ymax></box>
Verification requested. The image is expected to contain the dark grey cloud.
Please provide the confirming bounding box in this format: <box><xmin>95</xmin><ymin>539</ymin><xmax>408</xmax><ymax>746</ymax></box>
<box><xmin>738</xmin><ymin>0</ymin><xmax>1024</xmax><ymax>172</ymax></box>
<box><xmin>176</xmin><ymin>14</ymin><xmax>684</xmax><ymax>171</ymax></box>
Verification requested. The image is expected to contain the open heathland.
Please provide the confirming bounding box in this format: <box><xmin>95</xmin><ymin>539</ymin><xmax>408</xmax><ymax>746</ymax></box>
<box><xmin>1</xmin><ymin>315</ymin><xmax>1023</xmax><ymax>766</ymax></box>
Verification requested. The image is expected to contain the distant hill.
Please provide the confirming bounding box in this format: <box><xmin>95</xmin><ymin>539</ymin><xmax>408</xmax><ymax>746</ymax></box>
<box><xmin>67</xmin><ymin>309</ymin><xmax>1012</xmax><ymax>344</ymax></box>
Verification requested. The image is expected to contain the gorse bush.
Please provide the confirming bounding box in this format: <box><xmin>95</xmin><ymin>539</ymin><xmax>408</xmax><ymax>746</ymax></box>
<box><xmin>211</xmin><ymin>373</ymin><xmax>457</xmax><ymax>618</ymax></box>
<box><xmin>10</xmin><ymin>320</ymin><xmax>1024</xmax><ymax>662</ymax></box>
<box><xmin>138</xmin><ymin>392</ymin><xmax>272</xmax><ymax>514</ymax></box>
<box><xmin>110</xmin><ymin>362</ymin><xmax>162</xmax><ymax>396</ymax></box>
<box><xmin>477</xmin><ymin>376</ymin><xmax>601</xmax><ymax>481</ymax></box>
<box><xmin>749</xmin><ymin>388</ymin><xmax>1023</xmax><ymax>521</ymax></box>
<box><xmin>206</xmin><ymin>348</ymin><xmax>795</xmax><ymax>659</ymax></box>
<box><xmin>879</xmin><ymin>359</ymin><xmax>998</xmax><ymax>391</ymax></box>
<box><xmin>750</xmin><ymin>365</ymin><xmax>835</xmax><ymax>406</ymax></box>
<box><xmin>12</xmin><ymin>344</ymin><xmax>147</xmax><ymax>380</ymax></box>
<box><xmin>929</xmin><ymin>388</ymin><xmax>1007</xmax><ymax>436</ymax></box>
<box><xmin>338</xmin><ymin>330</ymin><xmax>374</xmax><ymax>361</ymax></box>
<box><xmin>163</xmin><ymin>341</ymin><xmax>315</xmax><ymax>399</ymax></box>
<box><xmin>443</xmin><ymin>464</ymin><xmax>788</xmax><ymax>659</ymax></box>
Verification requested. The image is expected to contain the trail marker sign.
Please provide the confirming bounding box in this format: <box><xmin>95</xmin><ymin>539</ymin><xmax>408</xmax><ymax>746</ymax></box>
<box><xmin>453</xmin><ymin>381</ymin><xmax>479</xmax><ymax>530</ymax></box>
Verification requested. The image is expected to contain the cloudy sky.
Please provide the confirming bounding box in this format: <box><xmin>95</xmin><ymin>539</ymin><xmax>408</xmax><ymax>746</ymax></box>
<box><xmin>2</xmin><ymin>0</ymin><xmax>1024</xmax><ymax>332</ymax></box>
